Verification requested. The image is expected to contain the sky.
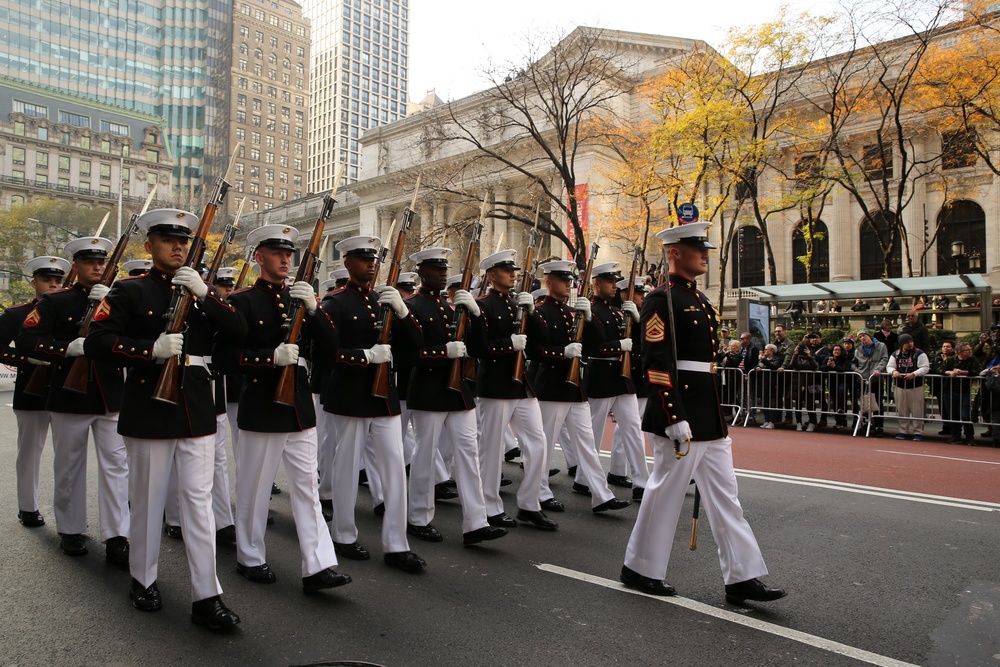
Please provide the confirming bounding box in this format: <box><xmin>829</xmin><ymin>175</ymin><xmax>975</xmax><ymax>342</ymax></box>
<box><xmin>407</xmin><ymin>0</ymin><xmax>819</xmax><ymax>103</ymax></box>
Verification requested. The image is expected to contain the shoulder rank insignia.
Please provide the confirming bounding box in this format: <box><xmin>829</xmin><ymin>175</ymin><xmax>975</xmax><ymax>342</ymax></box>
<box><xmin>93</xmin><ymin>300</ymin><xmax>112</xmax><ymax>321</ymax></box>
<box><xmin>645</xmin><ymin>311</ymin><xmax>665</xmax><ymax>343</ymax></box>
<box><xmin>23</xmin><ymin>307</ymin><xmax>40</xmax><ymax>327</ymax></box>
<box><xmin>648</xmin><ymin>369</ymin><xmax>672</xmax><ymax>387</ymax></box>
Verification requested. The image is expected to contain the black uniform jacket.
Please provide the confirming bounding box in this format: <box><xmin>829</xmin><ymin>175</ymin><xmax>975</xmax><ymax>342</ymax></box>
<box><xmin>319</xmin><ymin>280</ymin><xmax>422</xmax><ymax>418</ymax></box>
<box><xmin>467</xmin><ymin>288</ymin><xmax>546</xmax><ymax>400</ymax></box>
<box><xmin>628</xmin><ymin>312</ymin><xmax>649</xmax><ymax>399</ymax></box>
<box><xmin>310</xmin><ymin>287</ymin><xmax>344</xmax><ymax>400</ymax></box>
<box><xmin>17</xmin><ymin>284</ymin><xmax>123</xmax><ymax>415</ymax></box>
<box><xmin>640</xmin><ymin>275</ymin><xmax>727</xmax><ymax>442</ymax></box>
<box><xmin>85</xmin><ymin>270</ymin><xmax>245</xmax><ymax>438</ymax></box>
<box><xmin>0</xmin><ymin>299</ymin><xmax>47</xmax><ymax>411</ymax></box>
<box><xmin>214</xmin><ymin>277</ymin><xmax>337</xmax><ymax>433</ymax></box>
<box><xmin>402</xmin><ymin>286</ymin><xmax>485</xmax><ymax>412</ymax></box>
<box><xmin>585</xmin><ymin>296</ymin><xmax>636</xmax><ymax>399</ymax></box>
<box><xmin>527</xmin><ymin>296</ymin><xmax>604</xmax><ymax>403</ymax></box>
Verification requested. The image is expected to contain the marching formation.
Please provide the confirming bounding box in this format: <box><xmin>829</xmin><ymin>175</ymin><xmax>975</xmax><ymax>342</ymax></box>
<box><xmin>1</xmin><ymin>181</ymin><xmax>786</xmax><ymax>632</ymax></box>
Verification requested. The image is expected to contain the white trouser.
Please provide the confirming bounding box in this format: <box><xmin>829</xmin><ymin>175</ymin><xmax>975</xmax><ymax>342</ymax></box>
<box><xmin>125</xmin><ymin>435</ymin><xmax>222</xmax><ymax>602</ymax></box>
<box><xmin>317</xmin><ymin>402</ymin><xmax>337</xmax><ymax>502</ymax></box>
<box><xmin>400</xmin><ymin>400</ymin><xmax>417</xmax><ymax>464</ymax></box>
<box><xmin>226</xmin><ymin>403</ymin><xmax>240</xmax><ymax>456</ymax></box>
<box><xmin>165</xmin><ymin>414</ymin><xmax>234</xmax><ymax>530</ymax></box>
<box><xmin>538</xmin><ymin>401</ymin><xmax>614</xmax><ymax>507</ymax></box>
<box><xmin>624</xmin><ymin>435</ymin><xmax>768</xmax><ymax>585</ymax></box>
<box><xmin>477</xmin><ymin>397</ymin><xmax>546</xmax><ymax>514</ymax></box>
<box><xmin>558</xmin><ymin>423</ymin><xmax>578</xmax><ymax>471</ymax></box>
<box><xmin>409</xmin><ymin>409</ymin><xmax>488</xmax><ymax>532</ymax></box>
<box><xmin>49</xmin><ymin>411</ymin><xmax>129</xmax><ymax>541</ymax></box>
<box><xmin>234</xmin><ymin>428</ymin><xmax>337</xmax><ymax>576</ymax></box>
<box><xmin>438</xmin><ymin>426</ymin><xmax>454</xmax><ymax>471</ymax></box>
<box><xmin>611</xmin><ymin>396</ymin><xmax>649</xmax><ymax>477</ymax></box>
<box><xmin>503</xmin><ymin>426</ymin><xmax>519</xmax><ymax>453</ymax></box>
<box><xmin>363</xmin><ymin>433</ymin><xmax>385</xmax><ymax>505</ymax></box>
<box><xmin>588</xmin><ymin>395</ymin><xmax>649</xmax><ymax>488</ymax></box>
<box><xmin>329</xmin><ymin>414</ymin><xmax>409</xmax><ymax>553</ymax></box>
<box><xmin>14</xmin><ymin>410</ymin><xmax>50</xmax><ymax>512</ymax></box>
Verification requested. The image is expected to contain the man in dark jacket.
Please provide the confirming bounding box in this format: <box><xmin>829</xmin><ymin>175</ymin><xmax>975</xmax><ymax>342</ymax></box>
<box><xmin>900</xmin><ymin>310</ymin><xmax>931</xmax><ymax>354</ymax></box>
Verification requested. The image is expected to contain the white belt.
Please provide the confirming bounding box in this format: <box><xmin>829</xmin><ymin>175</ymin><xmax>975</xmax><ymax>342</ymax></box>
<box><xmin>676</xmin><ymin>360</ymin><xmax>717</xmax><ymax>374</ymax></box>
<box><xmin>155</xmin><ymin>354</ymin><xmax>209</xmax><ymax>368</ymax></box>
<box><xmin>298</xmin><ymin>357</ymin><xmax>309</xmax><ymax>368</ymax></box>
<box><xmin>592</xmin><ymin>357</ymin><xmax>621</xmax><ymax>362</ymax></box>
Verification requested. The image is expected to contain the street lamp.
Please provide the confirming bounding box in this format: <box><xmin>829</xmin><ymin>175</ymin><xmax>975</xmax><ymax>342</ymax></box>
<box><xmin>969</xmin><ymin>252</ymin><xmax>982</xmax><ymax>273</ymax></box>
<box><xmin>27</xmin><ymin>218</ymin><xmax>81</xmax><ymax>241</ymax></box>
<box><xmin>951</xmin><ymin>240</ymin><xmax>966</xmax><ymax>275</ymax></box>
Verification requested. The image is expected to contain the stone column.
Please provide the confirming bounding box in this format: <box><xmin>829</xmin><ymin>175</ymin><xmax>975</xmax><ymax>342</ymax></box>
<box><xmin>829</xmin><ymin>188</ymin><xmax>854</xmax><ymax>282</ymax></box>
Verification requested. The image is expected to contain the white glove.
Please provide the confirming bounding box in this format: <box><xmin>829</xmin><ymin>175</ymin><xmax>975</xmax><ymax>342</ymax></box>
<box><xmin>510</xmin><ymin>334</ymin><xmax>527</xmax><ymax>351</ymax></box>
<box><xmin>516</xmin><ymin>291</ymin><xmax>535</xmax><ymax>313</ymax></box>
<box><xmin>446</xmin><ymin>341</ymin><xmax>467</xmax><ymax>359</ymax></box>
<box><xmin>88</xmin><ymin>284</ymin><xmax>110</xmax><ymax>302</ymax></box>
<box><xmin>665</xmin><ymin>420</ymin><xmax>692</xmax><ymax>443</ymax></box>
<box><xmin>564</xmin><ymin>342</ymin><xmax>583</xmax><ymax>358</ymax></box>
<box><xmin>273</xmin><ymin>342</ymin><xmax>299</xmax><ymax>367</ymax></box>
<box><xmin>171</xmin><ymin>267</ymin><xmax>207</xmax><ymax>298</ymax></box>
<box><xmin>26</xmin><ymin>357</ymin><xmax>51</xmax><ymax>366</ymax></box>
<box><xmin>289</xmin><ymin>281</ymin><xmax>317</xmax><ymax>314</ymax></box>
<box><xmin>574</xmin><ymin>297</ymin><xmax>592</xmax><ymax>321</ymax></box>
<box><xmin>364</xmin><ymin>343</ymin><xmax>393</xmax><ymax>365</ymax></box>
<box><xmin>152</xmin><ymin>332</ymin><xmax>183</xmax><ymax>359</ymax></box>
<box><xmin>453</xmin><ymin>289</ymin><xmax>481</xmax><ymax>317</ymax></box>
<box><xmin>65</xmin><ymin>337</ymin><xmax>86</xmax><ymax>358</ymax></box>
<box><xmin>622</xmin><ymin>300</ymin><xmax>640</xmax><ymax>323</ymax></box>
<box><xmin>619</xmin><ymin>338</ymin><xmax>633</xmax><ymax>352</ymax></box>
<box><xmin>377</xmin><ymin>286</ymin><xmax>408</xmax><ymax>319</ymax></box>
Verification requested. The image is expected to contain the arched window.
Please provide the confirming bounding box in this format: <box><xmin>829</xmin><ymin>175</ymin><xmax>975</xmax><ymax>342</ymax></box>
<box><xmin>936</xmin><ymin>200</ymin><xmax>986</xmax><ymax>274</ymax></box>
<box><xmin>10</xmin><ymin>195</ymin><xmax>25</xmax><ymax>205</ymax></box>
<box><xmin>254</xmin><ymin>48</ymin><xmax>263</xmax><ymax>59</ymax></box>
<box><xmin>731</xmin><ymin>225</ymin><xmax>765</xmax><ymax>287</ymax></box>
<box><xmin>792</xmin><ymin>219</ymin><xmax>830</xmax><ymax>283</ymax></box>
<box><xmin>859</xmin><ymin>211</ymin><xmax>902</xmax><ymax>279</ymax></box>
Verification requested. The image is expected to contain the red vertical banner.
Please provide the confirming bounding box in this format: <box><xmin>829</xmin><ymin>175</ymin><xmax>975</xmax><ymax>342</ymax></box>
<box><xmin>566</xmin><ymin>183</ymin><xmax>589</xmax><ymax>260</ymax></box>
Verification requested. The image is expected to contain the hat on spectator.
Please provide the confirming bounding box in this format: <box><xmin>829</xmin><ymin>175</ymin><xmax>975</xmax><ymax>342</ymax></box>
<box><xmin>857</xmin><ymin>328</ymin><xmax>871</xmax><ymax>336</ymax></box>
<box><xmin>898</xmin><ymin>333</ymin><xmax>914</xmax><ymax>346</ymax></box>
<box><xmin>808</xmin><ymin>330</ymin><xmax>822</xmax><ymax>338</ymax></box>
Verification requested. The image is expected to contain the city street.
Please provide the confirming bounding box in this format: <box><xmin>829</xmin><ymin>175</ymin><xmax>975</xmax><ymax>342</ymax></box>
<box><xmin>1</xmin><ymin>394</ymin><xmax>998</xmax><ymax>667</ymax></box>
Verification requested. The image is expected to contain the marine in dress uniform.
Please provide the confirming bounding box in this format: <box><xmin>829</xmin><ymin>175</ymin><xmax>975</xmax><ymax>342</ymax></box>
<box><xmin>586</xmin><ymin>262</ymin><xmax>649</xmax><ymax>502</ymax></box>
<box><xmin>2</xmin><ymin>255</ymin><xmax>70</xmax><ymax>527</ymax></box>
<box><xmin>17</xmin><ymin>236</ymin><xmax>130</xmax><ymax>564</ymax></box>
<box><xmin>527</xmin><ymin>260</ymin><xmax>631</xmax><ymax>515</ymax></box>
<box><xmin>608</xmin><ymin>277</ymin><xmax>650</xmax><ymax>486</ymax></box>
<box><xmin>213</xmin><ymin>224</ymin><xmax>351</xmax><ymax>594</ymax></box>
<box><xmin>86</xmin><ymin>209</ymin><xmax>243</xmax><ymax>628</ymax></box>
<box><xmin>320</xmin><ymin>235</ymin><xmax>426</xmax><ymax>572</ymax></box>
<box><xmin>401</xmin><ymin>247</ymin><xmax>507</xmax><ymax>545</ymax></box>
<box><xmin>122</xmin><ymin>259</ymin><xmax>152</xmax><ymax>277</ymax></box>
<box><xmin>620</xmin><ymin>222</ymin><xmax>787</xmax><ymax>604</ymax></box>
<box><xmin>314</xmin><ymin>270</ymin><xmax>343</xmax><ymax>521</ymax></box>
<box><xmin>467</xmin><ymin>249</ymin><xmax>556</xmax><ymax>531</ymax></box>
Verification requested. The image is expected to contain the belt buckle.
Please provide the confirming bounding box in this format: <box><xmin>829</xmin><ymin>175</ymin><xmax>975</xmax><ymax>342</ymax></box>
<box><xmin>709</xmin><ymin>362</ymin><xmax>718</xmax><ymax>374</ymax></box>
<box><xmin>184</xmin><ymin>354</ymin><xmax>190</xmax><ymax>367</ymax></box>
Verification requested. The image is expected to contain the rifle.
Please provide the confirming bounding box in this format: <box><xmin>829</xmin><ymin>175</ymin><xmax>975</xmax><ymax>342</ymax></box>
<box><xmin>447</xmin><ymin>196</ymin><xmax>487</xmax><ymax>392</ymax></box>
<box><xmin>204</xmin><ymin>200</ymin><xmax>245</xmax><ymax>287</ymax></box>
<box><xmin>511</xmin><ymin>205</ymin><xmax>540</xmax><ymax>384</ymax></box>
<box><xmin>620</xmin><ymin>243</ymin><xmax>643</xmax><ymax>379</ymax></box>
<box><xmin>24</xmin><ymin>210</ymin><xmax>114</xmax><ymax>397</ymax></box>
<box><xmin>152</xmin><ymin>151</ymin><xmax>239</xmax><ymax>404</ymax></box>
<box><xmin>566</xmin><ymin>240</ymin><xmax>599</xmax><ymax>386</ymax></box>
<box><xmin>371</xmin><ymin>176</ymin><xmax>420</xmax><ymax>399</ymax></box>
<box><xmin>274</xmin><ymin>192</ymin><xmax>337</xmax><ymax>405</ymax></box>
<box><xmin>371</xmin><ymin>219</ymin><xmax>396</xmax><ymax>287</ymax></box>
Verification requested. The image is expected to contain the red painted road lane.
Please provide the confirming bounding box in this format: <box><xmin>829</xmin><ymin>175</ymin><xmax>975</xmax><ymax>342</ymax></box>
<box><xmin>597</xmin><ymin>418</ymin><xmax>1000</xmax><ymax>503</ymax></box>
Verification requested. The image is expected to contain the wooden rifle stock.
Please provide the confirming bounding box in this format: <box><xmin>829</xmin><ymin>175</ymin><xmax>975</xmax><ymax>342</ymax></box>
<box><xmin>23</xmin><ymin>267</ymin><xmax>78</xmax><ymax>397</ymax></box>
<box><xmin>511</xmin><ymin>224</ymin><xmax>540</xmax><ymax>384</ymax></box>
<box><xmin>620</xmin><ymin>245</ymin><xmax>643</xmax><ymax>379</ymax></box>
<box><xmin>447</xmin><ymin>220</ymin><xmax>482</xmax><ymax>392</ymax></box>
<box><xmin>274</xmin><ymin>194</ymin><xmax>336</xmax><ymax>405</ymax></box>
<box><xmin>566</xmin><ymin>241</ymin><xmax>599</xmax><ymax>386</ymax></box>
<box><xmin>371</xmin><ymin>207</ymin><xmax>415</xmax><ymax>399</ymax></box>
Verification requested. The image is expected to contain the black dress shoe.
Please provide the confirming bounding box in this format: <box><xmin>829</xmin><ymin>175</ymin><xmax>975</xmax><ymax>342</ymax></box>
<box><xmin>129</xmin><ymin>578</ymin><xmax>162</xmax><ymax>612</ymax></box>
<box><xmin>165</xmin><ymin>524</ymin><xmax>183</xmax><ymax>540</ymax></box>
<box><xmin>440</xmin><ymin>478</ymin><xmax>457</xmax><ymax>488</ymax></box>
<box><xmin>434</xmin><ymin>483</ymin><xmax>459</xmax><ymax>500</ymax></box>
<box><xmin>236</xmin><ymin>562</ymin><xmax>277</xmax><ymax>583</ymax></box>
<box><xmin>725</xmin><ymin>578</ymin><xmax>787</xmax><ymax>604</ymax></box>
<box><xmin>504</xmin><ymin>447</ymin><xmax>521</xmax><ymax>461</ymax></box>
<box><xmin>105</xmin><ymin>536</ymin><xmax>129</xmax><ymax>567</ymax></box>
<box><xmin>499</xmin><ymin>475</ymin><xmax>512</xmax><ymax>487</ymax></box>
<box><xmin>373</xmin><ymin>502</ymin><xmax>385</xmax><ymax>517</ymax></box>
<box><xmin>384</xmin><ymin>551</ymin><xmax>426</xmax><ymax>572</ymax></box>
<box><xmin>463</xmin><ymin>526</ymin><xmax>508</xmax><ymax>545</ymax></box>
<box><xmin>548</xmin><ymin>468</ymin><xmax>560</xmax><ymax>477</ymax></box>
<box><xmin>620</xmin><ymin>565</ymin><xmax>675</xmax><ymax>596</ymax></box>
<box><xmin>407</xmin><ymin>523</ymin><xmax>444</xmax><ymax>542</ymax></box>
<box><xmin>607</xmin><ymin>473</ymin><xmax>633</xmax><ymax>488</ymax></box>
<box><xmin>18</xmin><ymin>510</ymin><xmax>45</xmax><ymax>527</ymax></box>
<box><xmin>593</xmin><ymin>498</ymin><xmax>631</xmax><ymax>513</ymax></box>
<box><xmin>334</xmin><ymin>541</ymin><xmax>371</xmax><ymax>561</ymax></box>
<box><xmin>191</xmin><ymin>595</ymin><xmax>240</xmax><ymax>631</ymax></box>
<box><xmin>270</xmin><ymin>482</ymin><xmax>281</xmax><ymax>495</ymax></box>
<box><xmin>566</xmin><ymin>466</ymin><xmax>577</xmax><ymax>476</ymax></box>
<box><xmin>303</xmin><ymin>568</ymin><xmax>352</xmax><ymax>595</ymax></box>
<box><xmin>319</xmin><ymin>498</ymin><xmax>333</xmax><ymax>522</ymax></box>
<box><xmin>216</xmin><ymin>524</ymin><xmax>237</xmax><ymax>546</ymax></box>
<box><xmin>515</xmin><ymin>509</ymin><xmax>558</xmax><ymax>531</ymax></box>
<box><xmin>60</xmin><ymin>533</ymin><xmax>87</xmax><ymax>556</ymax></box>
<box><xmin>487</xmin><ymin>512</ymin><xmax>517</xmax><ymax>528</ymax></box>
<box><xmin>572</xmin><ymin>482</ymin><xmax>592</xmax><ymax>496</ymax></box>
<box><xmin>632</xmin><ymin>487</ymin><xmax>645</xmax><ymax>502</ymax></box>
<box><xmin>540</xmin><ymin>498</ymin><xmax>565</xmax><ymax>512</ymax></box>
<box><xmin>266</xmin><ymin>511</ymin><xmax>275</xmax><ymax>525</ymax></box>
<box><xmin>358</xmin><ymin>469</ymin><xmax>369</xmax><ymax>485</ymax></box>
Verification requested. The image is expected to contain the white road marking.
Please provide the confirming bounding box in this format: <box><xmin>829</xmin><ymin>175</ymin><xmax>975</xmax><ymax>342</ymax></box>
<box><xmin>874</xmin><ymin>449</ymin><xmax>1000</xmax><ymax>466</ymax></box>
<box><xmin>537</xmin><ymin>563</ymin><xmax>920</xmax><ymax>667</ymax></box>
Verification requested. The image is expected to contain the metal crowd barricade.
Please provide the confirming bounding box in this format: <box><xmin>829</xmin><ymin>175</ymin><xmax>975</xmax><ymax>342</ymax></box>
<box><xmin>716</xmin><ymin>366</ymin><xmax>745</xmax><ymax>426</ymax></box>
<box><xmin>744</xmin><ymin>368</ymin><xmax>865</xmax><ymax>435</ymax></box>
<box><xmin>863</xmin><ymin>372</ymin><xmax>1000</xmax><ymax>439</ymax></box>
